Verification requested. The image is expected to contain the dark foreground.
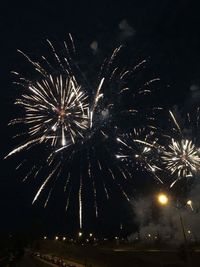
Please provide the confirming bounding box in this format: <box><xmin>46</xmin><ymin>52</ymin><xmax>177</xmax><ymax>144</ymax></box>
<box><xmin>15</xmin><ymin>255</ymin><xmax>43</xmax><ymax>267</ymax></box>
<box><xmin>35</xmin><ymin>240</ymin><xmax>200</xmax><ymax>267</ymax></box>
<box><xmin>0</xmin><ymin>255</ymin><xmax>35</xmax><ymax>267</ymax></box>
<box><xmin>2</xmin><ymin>244</ymin><xmax>200</xmax><ymax>267</ymax></box>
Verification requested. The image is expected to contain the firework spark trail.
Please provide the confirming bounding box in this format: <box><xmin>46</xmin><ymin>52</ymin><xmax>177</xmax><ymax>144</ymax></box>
<box><xmin>87</xmin><ymin>159</ymin><xmax>98</xmax><ymax>218</ymax></box>
<box><xmin>79</xmin><ymin>176</ymin><xmax>83</xmax><ymax>229</ymax></box>
<box><xmin>92</xmin><ymin>179</ymin><xmax>98</xmax><ymax>218</ymax></box>
<box><xmin>65</xmin><ymin>177</ymin><xmax>72</xmax><ymax>213</ymax></box>
<box><xmin>5</xmin><ymin>138</ymin><xmax>41</xmax><ymax>159</ymax></box>
<box><xmin>169</xmin><ymin>110</ymin><xmax>182</xmax><ymax>134</ymax></box>
<box><xmin>15</xmin><ymin>160</ymin><xmax>27</xmax><ymax>170</ymax></box>
<box><xmin>32</xmin><ymin>163</ymin><xmax>60</xmax><ymax>204</ymax></box>
<box><xmin>96</xmin><ymin>156</ymin><xmax>110</xmax><ymax>199</ymax></box>
<box><xmin>90</xmin><ymin>78</ymin><xmax>105</xmax><ymax>129</ymax></box>
<box><xmin>43</xmin><ymin>167</ymin><xmax>62</xmax><ymax>208</ymax></box>
<box><xmin>22</xmin><ymin>166</ymin><xmax>36</xmax><ymax>182</ymax></box>
<box><xmin>64</xmin><ymin>173</ymin><xmax>71</xmax><ymax>192</ymax></box>
<box><xmin>103</xmin><ymin>181</ymin><xmax>109</xmax><ymax>200</ymax></box>
<box><xmin>107</xmin><ymin>168</ymin><xmax>130</xmax><ymax>201</ymax></box>
<box><xmin>44</xmin><ymin>188</ymin><xmax>53</xmax><ymax>208</ymax></box>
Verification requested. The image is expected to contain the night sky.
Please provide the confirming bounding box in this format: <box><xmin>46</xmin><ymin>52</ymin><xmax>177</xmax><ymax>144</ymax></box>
<box><xmin>1</xmin><ymin>0</ymin><xmax>200</xmax><ymax>238</ymax></box>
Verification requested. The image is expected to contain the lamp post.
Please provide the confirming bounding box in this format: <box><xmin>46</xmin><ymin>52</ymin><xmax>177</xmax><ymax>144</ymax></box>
<box><xmin>157</xmin><ymin>193</ymin><xmax>191</xmax><ymax>266</ymax></box>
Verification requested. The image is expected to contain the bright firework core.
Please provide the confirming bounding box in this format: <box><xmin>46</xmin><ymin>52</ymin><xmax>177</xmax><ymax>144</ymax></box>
<box><xmin>57</xmin><ymin>108</ymin><xmax>67</xmax><ymax>120</ymax></box>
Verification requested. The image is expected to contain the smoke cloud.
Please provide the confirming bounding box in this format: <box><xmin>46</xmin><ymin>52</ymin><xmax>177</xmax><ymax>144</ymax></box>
<box><xmin>129</xmin><ymin>183</ymin><xmax>200</xmax><ymax>245</ymax></box>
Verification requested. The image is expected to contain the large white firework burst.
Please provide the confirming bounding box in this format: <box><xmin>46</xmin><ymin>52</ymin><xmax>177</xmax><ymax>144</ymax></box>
<box><xmin>10</xmin><ymin>74</ymin><xmax>89</xmax><ymax>150</ymax></box>
<box><xmin>161</xmin><ymin>138</ymin><xmax>200</xmax><ymax>187</ymax></box>
<box><xmin>159</xmin><ymin>110</ymin><xmax>200</xmax><ymax>187</ymax></box>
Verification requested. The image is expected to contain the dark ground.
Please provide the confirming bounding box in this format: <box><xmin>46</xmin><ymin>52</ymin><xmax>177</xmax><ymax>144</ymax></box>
<box><xmin>37</xmin><ymin>240</ymin><xmax>200</xmax><ymax>267</ymax></box>
<box><xmin>15</xmin><ymin>255</ymin><xmax>41</xmax><ymax>267</ymax></box>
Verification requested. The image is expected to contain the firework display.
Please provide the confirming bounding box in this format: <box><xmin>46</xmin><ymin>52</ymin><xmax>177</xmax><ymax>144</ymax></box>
<box><xmin>7</xmin><ymin>35</ymin><xmax>200</xmax><ymax>229</ymax></box>
<box><xmin>6</xmin><ymin>35</ymin><xmax>161</xmax><ymax>229</ymax></box>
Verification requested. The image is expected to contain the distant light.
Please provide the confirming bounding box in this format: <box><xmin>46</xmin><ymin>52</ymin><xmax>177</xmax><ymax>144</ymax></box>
<box><xmin>90</xmin><ymin>40</ymin><xmax>98</xmax><ymax>52</ymax></box>
<box><xmin>63</xmin><ymin>237</ymin><xmax>66</xmax><ymax>241</ymax></box>
<box><xmin>89</xmin><ymin>233</ymin><xmax>93</xmax><ymax>237</ymax></box>
<box><xmin>188</xmin><ymin>230</ymin><xmax>191</xmax><ymax>234</ymax></box>
<box><xmin>148</xmin><ymin>234</ymin><xmax>151</xmax><ymax>237</ymax></box>
<box><xmin>43</xmin><ymin>236</ymin><xmax>47</xmax><ymax>240</ymax></box>
<box><xmin>115</xmin><ymin>236</ymin><xmax>119</xmax><ymax>240</ymax></box>
<box><xmin>78</xmin><ymin>232</ymin><xmax>82</xmax><ymax>237</ymax></box>
<box><xmin>186</xmin><ymin>200</ymin><xmax>194</xmax><ymax>211</ymax></box>
<box><xmin>157</xmin><ymin>193</ymin><xmax>169</xmax><ymax>205</ymax></box>
<box><xmin>55</xmin><ymin>236</ymin><xmax>59</xmax><ymax>240</ymax></box>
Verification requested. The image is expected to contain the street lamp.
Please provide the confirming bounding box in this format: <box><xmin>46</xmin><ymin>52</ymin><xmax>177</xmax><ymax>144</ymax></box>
<box><xmin>157</xmin><ymin>193</ymin><xmax>169</xmax><ymax>205</ymax></box>
<box><xmin>187</xmin><ymin>200</ymin><xmax>194</xmax><ymax>211</ymax></box>
<box><xmin>78</xmin><ymin>232</ymin><xmax>82</xmax><ymax>237</ymax></box>
<box><xmin>157</xmin><ymin>193</ymin><xmax>191</xmax><ymax>266</ymax></box>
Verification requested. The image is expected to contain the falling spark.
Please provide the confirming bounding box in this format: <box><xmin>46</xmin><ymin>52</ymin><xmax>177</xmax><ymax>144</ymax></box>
<box><xmin>79</xmin><ymin>176</ymin><xmax>83</xmax><ymax>229</ymax></box>
<box><xmin>32</xmin><ymin>163</ymin><xmax>60</xmax><ymax>204</ymax></box>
